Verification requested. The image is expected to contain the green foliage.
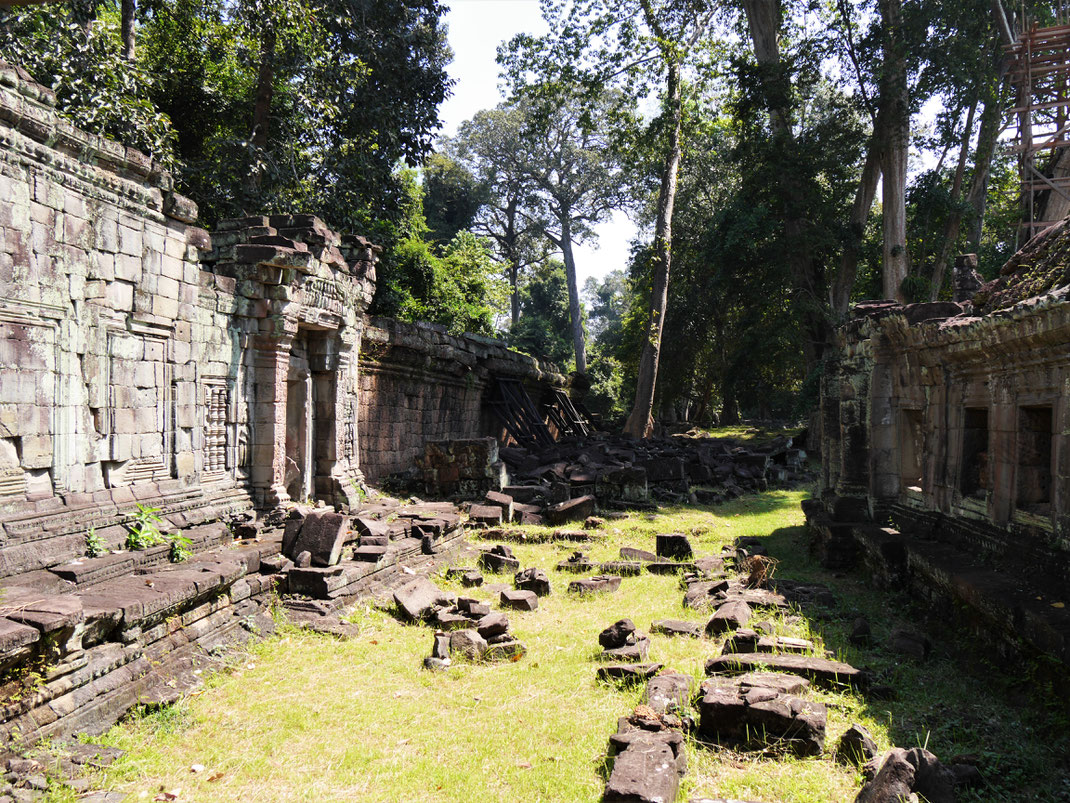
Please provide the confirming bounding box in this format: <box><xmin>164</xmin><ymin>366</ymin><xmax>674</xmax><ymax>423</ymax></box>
<box><xmin>125</xmin><ymin>504</ymin><xmax>166</xmax><ymax>551</ymax></box>
<box><xmin>0</xmin><ymin>7</ymin><xmax>177</xmax><ymax>167</ymax></box>
<box><xmin>507</xmin><ymin>261</ymin><xmax>574</xmax><ymax>369</ymax></box>
<box><xmin>85</xmin><ymin>527</ymin><xmax>107</xmax><ymax>559</ymax></box>
<box><xmin>422</xmin><ymin>153</ymin><xmax>487</xmax><ymax>246</ymax></box>
<box><xmin>168</xmin><ymin>532</ymin><xmax>194</xmax><ymax>563</ymax></box>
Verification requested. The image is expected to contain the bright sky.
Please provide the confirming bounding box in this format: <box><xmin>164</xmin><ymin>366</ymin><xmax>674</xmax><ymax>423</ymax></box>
<box><xmin>438</xmin><ymin>0</ymin><xmax>640</xmax><ymax>292</ymax></box>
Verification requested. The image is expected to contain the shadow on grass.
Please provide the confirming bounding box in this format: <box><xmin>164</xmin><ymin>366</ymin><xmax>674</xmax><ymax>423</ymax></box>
<box><xmin>747</xmin><ymin>524</ymin><xmax>1070</xmax><ymax>802</ymax></box>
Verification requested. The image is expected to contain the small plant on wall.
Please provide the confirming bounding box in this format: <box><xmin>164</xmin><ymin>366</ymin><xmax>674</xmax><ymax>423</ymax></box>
<box><xmin>122</xmin><ymin>504</ymin><xmax>193</xmax><ymax>563</ymax></box>
<box><xmin>125</xmin><ymin>504</ymin><xmax>166</xmax><ymax>551</ymax></box>
<box><xmin>85</xmin><ymin>527</ymin><xmax>107</xmax><ymax>558</ymax></box>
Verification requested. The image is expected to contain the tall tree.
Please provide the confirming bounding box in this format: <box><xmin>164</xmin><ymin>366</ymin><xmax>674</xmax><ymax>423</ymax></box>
<box><xmin>502</xmin><ymin>0</ymin><xmax>717</xmax><ymax>436</ymax></box>
<box><xmin>449</xmin><ymin>104</ymin><xmax>548</xmax><ymax>327</ymax></box>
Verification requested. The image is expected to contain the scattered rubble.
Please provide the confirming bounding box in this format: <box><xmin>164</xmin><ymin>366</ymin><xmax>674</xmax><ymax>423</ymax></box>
<box><xmin>568</xmin><ymin>575</ymin><xmax>622</xmax><ymax>596</ymax></box>
<box><xmin>604</xmin><ymin>706</ymin><xmax>688</xmax><ymax>803</ymax></box>
<box><xmin>598</xmin><ymin>619</ymin><xmax>651</xmax><ymax>662</ymax></box>
<box><xmin>514</xmin><ymin>567</ymin><xmax>551</xmax><ymax>597</ymax></box>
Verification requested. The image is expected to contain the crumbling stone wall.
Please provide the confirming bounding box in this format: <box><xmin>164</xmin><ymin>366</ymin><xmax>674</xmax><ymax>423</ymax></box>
<box><xmin>809</xmin><ymin>269</ymin><xmax>1070</xmax><ymax>676</ymax></box>
<box><xmin>0</xmin><ymin>61</ymin><xmax>379</xmax><ymax>578</ymax></box>
<box><xmin>358</xmin><ymin>316</ymin><xmax>565</xmax><ymax>482</ymax></box>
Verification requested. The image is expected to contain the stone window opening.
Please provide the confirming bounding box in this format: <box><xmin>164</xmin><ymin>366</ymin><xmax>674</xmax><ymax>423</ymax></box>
<box><xmin>1016</xmin><ymin>405</ymin><xmax>1053</xmax><ymax>516</ymax></box>
<box><xmin>899</xmin><ymin>409</ymin><xmax>924</xmax><ymax>492</ymax></box>
<box><xmin>960</xmin><ymin>407</ymin><xmax>990</xmax><ymax>499</ymax></box>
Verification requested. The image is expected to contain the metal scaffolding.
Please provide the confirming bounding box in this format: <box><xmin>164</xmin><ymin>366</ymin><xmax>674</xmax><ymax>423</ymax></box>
<box><xmin>1008</xmin><ymin>16</ymin><xmax>1070</xmax><ymax>240</ymax></box>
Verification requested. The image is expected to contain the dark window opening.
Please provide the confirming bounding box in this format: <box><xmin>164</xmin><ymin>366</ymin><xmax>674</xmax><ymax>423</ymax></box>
<box><xmin>1017</xmin><ymin>405</ymin><xmax>1052</xmax><ymax>515</ymax></box>
<box><xmin>961</xmin><ymin>408</ymin><xmax>990</xmax><ymax>499</ymax></box>
<box><xmin>900</xmin><ymin>409</ymin><xmax>924</xmax><ymax>490</ymax></box>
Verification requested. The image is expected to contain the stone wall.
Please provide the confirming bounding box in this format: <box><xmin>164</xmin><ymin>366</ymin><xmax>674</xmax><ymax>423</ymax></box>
<box><xmin>358</xmin><ymin>316</ymin><xmax>566</xmax><ymax>482</ymax></box>
<box><xmin>809</xmin><ymin>263</ymin><xmax>1070</xmax><ymax>675</ymax></box>
<box><xmin>0</xmin><ymin>61</ymin><xmax>379</xmax><ymax>579</ymax></box>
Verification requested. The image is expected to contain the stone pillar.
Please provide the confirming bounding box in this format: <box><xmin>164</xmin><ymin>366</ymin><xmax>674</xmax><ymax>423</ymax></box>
<box><xmin>249</xmin><ymin>332</ymin><xmax>294</xmax><ymax>508</ymax></box>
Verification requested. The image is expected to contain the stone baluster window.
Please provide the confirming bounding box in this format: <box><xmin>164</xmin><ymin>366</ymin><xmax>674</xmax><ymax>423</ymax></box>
<box><xmin>204</xmin><ymin>382</ymin><xmax>229</xmax><ymax>476</ymax></box>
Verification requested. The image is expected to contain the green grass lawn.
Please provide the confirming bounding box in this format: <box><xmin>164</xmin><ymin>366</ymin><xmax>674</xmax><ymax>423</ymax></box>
<box><xmin>74</xmin><ymin>489</ymin><xmax>1070</xmax><ymax>802</ymax></box>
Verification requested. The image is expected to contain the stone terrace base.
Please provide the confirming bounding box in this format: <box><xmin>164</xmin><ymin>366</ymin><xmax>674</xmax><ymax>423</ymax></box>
<box><xmin>803</xmin><ymin>496</ymin><xmax>1070</xmax><ymax>703</ymax></box>
<box><xmin>0</xmin><ymin>505</ymin><xmax>466</xmax><ymax>749</ymax></box>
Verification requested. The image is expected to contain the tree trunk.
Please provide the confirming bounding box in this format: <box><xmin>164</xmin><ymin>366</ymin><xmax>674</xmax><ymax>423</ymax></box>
<box><xmin>505</xmin><ymin>200</ymin><xmax>521</xmax><ymax>327</ymax></box>
<box><xmin>720</xmin><ymin>386</ymin><xmax>739</xmax><ymax>426</ymax></box>
<box><xmin>623</xmin><ymin>59</ymin><xmax>683</xmax><ymax>439</ymax></box>
<box><xmin>831</xmin><ymin>119</ymin><xmax>883</xmax><ymax>316</ymax></box>
<box><xmin>559</xmin><ymin>216</ymin><xmax>587</xmax><ymax>373</ymax></box>
<box><xmin>121</xmin><ymin>0</ymin><xmax>136</xmax><ymax>61</ymax></box>
<box><xmin>966</xmin><ymin>89</ymin><xmax>1004</xmax><ymax>251</ymax></box>
<box><xmin>929</xmin><ymin>100</ymin><xmax>977</xmax><ymax>301</ymax></box>
<box><xmin>245</xmin><ymin>20</ymin><xmax>276</xmax><ymax>200</ymax></box>
<box><xmin>880</xmin><ymin>0</ymin><xmax>909</xmax><ymax>302</ymax></box>
<box><xmin>741</xmin><ymin>0</ymin><xmax>830</xmax><ymax>372</ymax></box>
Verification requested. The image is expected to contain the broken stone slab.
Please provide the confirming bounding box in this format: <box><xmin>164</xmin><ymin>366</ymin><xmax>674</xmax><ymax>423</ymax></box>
<box><xmin>484</xmin><ymin>490</ymin><xmax>514</xmax><ymax>522</ymax></box>
<box><xmin>599</xmin><ymin>561</ymin><xmax>643</xmax><ymax>577</ymax></box>
<box><xmin>476</xmin><ymin>612</ymin><xmax>509</xmax><ymax>639</ymax></box>
<box><xmin>597</xmin><ymin>662</ymin><xmax>664</xmax><ymax>684</ymax></box>
<box><xmin>656</xmin><ymin>533</ymin><xmax>693</xmax><ymax>561</ymax></box>
<box><xmin>731</xmin><ymin>671</ymin><xmax>811</xmax><ymax>695</ymax></box>
<box><xmin>351</xmin><ymin>545</ymin><xmax>389</xmax><ymax>563</ymax></box>
<box><xmin>432</xmin><ymin>610</ymin><xmax>473</xmax><ymax>631</ymax></box>
<box><xmin>456</xmin><ymin>597</ymin><xmax>490</xmax><ymax>617</ymax></box>
<box><xmin>478</xmin><ymin>545</ymin><xmax>520</xmax><ymax>574</ymax></box>
<box><xmin>287</xmin><ymin>566</ymin><xmax>348</xmax><ymax>597</ymax></box>
<box><xmin>646</xmin><ymin>561</ymin><xmax>696</xmax><ymax>575</ymax></box>
<box><xmin>485</xmin><ymin>638</ymin><xmax>527</xmax><ymax>661</ymax></box>
<box><xmin>583</xmin><ymin>516</ymin><xmax>606</xmax><ymax>529</ymax></box>
<box><xmin>705</xmin><ymin>600</ymin><xmax>752</xmax><ymax>635</ymax></box>
<box><xmin>620</xmin><ymin>546</ymin><xmax>657</xmax><ymax>562</ymax></box>
<box><xmin>722</xmin><ymin>630</ymin><xmax>815</xmax><ymax>655</ymax></box>
<box><xmin>514</xmin><ymin>566</ymin><xmax>551</xmax><ymax>596</ymax></box>
<box><xmin>683</xmin><ymin>579</ymin><xmax>730</xmax><ymax>610</ymax></box>
<box><xmin>284</xmin><ymin>511</ymin><xmax>349</xmax><ymax>567</ymax></box>
<box><xmin>602</xmin><ymin>637</ymin><xmax>650</xmax><ymax>662</ymax></box>
<box><xmin>837</xmin><ymin>723</ymin><xmax>878</xmax><ymax>766</ymax></box>
<box><xmin>290</xmin><ymin>614</ymin><xmax>361</xmax><ymax>640</ymax></box>
<box><xmin>650</xmin><ymin>619</ymin><xmax>702</xmax><ymax>638</ymax></box>
<box><xmin>606</xmin><ymin>715</ymin><xmax>687</xmax><ymax>803</ymax></box>
<box><xmin>445</xmin><ymin>566</ymin><xmax>484</xmax><ymax>587</ymax></box>
<box><xmin>354</xmin><ymin>516</ymin><xmax>391</xmax><ymax>542</ymax></box>
<box><xmin>696</xmin><ymin>676</ymin><xmax>826</xmax><ymax>756</ymax></box>
<box><xmin>449</xmin><ymin>629</ymin><xmax>488</xmax><ymax>662</ymax></box>
<box><xmin>888</xmin><ymin>627</ymin><xmax>932</xmax><ymax>660</ymax></box>
<box><xmin>568</xmin><ymin>575</ymin><xmax>622</xmax><ymax>595</ymax></box>
<box><xmin>857</xmin><ymin>747</ymin><xmax>956</xmax><ymax>803</ymax></box>
<box><xmin>393</xmin><ymin>577</ymin><xmax>447</xmax><ymax>622</ymax></box>
<box><xmin>499</xmin><ymin>589</ymin><xmax>539</xmax><ymax>611</ymax></box>
<box><xmin>644</xmin><ymin>671</ymin><xmax>694</xmax><ymax>718</ymax></box>
<box><xmin>694</xmin><ymin>556</ymin><xmax>725</xmax><ymax>575</ymax></box>
<box><xmin>545</xmin><ymin>494</ymin><xmax>597</xmax><ymax>525</ymax></box>
<box><xmin>600</xmin><ymin>618</ymin><xmax>639</xmax><ymax>649</ymax></box>
<box><xmin>424</xmin><ymin>656</ymin><xmax>451</xmax><ymax>672</ymax></box>
<box><xmin>555</xmin><ymin>551</ymin><xmax>595</xmax><ymax>573</ymax></box>
<box><xmin>706</xmin><ymin>652</ymin><xmax>866</xmax><ymax>689</ymax></box>
<box><xmin>468</xmin><ymin>504</ymin><xmax>503</xmax><ymax>526</ymax></box>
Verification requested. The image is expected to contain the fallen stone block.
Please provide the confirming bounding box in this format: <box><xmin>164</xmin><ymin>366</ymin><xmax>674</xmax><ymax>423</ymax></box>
<box><xmin>650</xmin><ymin>619</ymin><xmax>702</xmax><ymax>638</ymax></box>
<box><xmin>476</xmin><ymin>612</ymin><xmax>509</xmax><ymax>639</ymax></box>
<box><xmin>514</xmin><ymin>566</ymin><xmax>551</xmax><ymax>596</ymax></box>
<box><xmin>683</xmin><ymin>579</ymin><xmax>730</xmax><ymax>610</ymax></box>
<box><xmin>499</xmin><ymin>589</ymin><xmax>539</xmax><ymax>611</ymax></box>
<box><xmin>696</xmin><ymin>676</ymin><xmax>826</xmax><ymax>756</ymax></box>
<box><xmin>449</xmin><ymin>629</ymin><xmax>488</xmax><ymax>662</ymax></box>
<box><xmin>705</xmin><ymin>652</ymin><xmax>866</xmax><ymax>689</ymax></box>
<box><xmin>656</xmin><ymin>532</ymin><xmax>693</xmax><ymax>561</ymax></box>
<box><xmin>647</xmin><ymin>560</ymin><xmax>696</xmax><ymax>575</ymax></box>
<box><xmin>484</xmin><ymin>490</ymin><xmax>514</xmax><ymax>522</ymax></box>
<box><xmin>394</xmin><ymin>577</ymin><xmax>445</xmax><ymax>622</ymax></box>
<box><xmin>837</xmin><ymin>723</ymin><xmax>878</xmax><ymax>766</ymax></box>
<box><xmin>722</xmin><ymin>630</ymin><xmax>815</xmax><ymax>655</ymax></box>
<box><xmin>545</xmin><ymin>494</ymin><xmax>597</xmax><ymax>525</ymax></box>
<box><xmin>603</xmin><ymin>638</ymin><xmax>650</xmax><ymax>662</ymax></box>
<box><xmin>469</xmin><ymin>505</ymin><xmax>503</xmax><ymax>526</ymax></box>
<box><xmin>479</xmin><ymin>545</ymin><xmax>520</xmax><ymax>574</ymax></box>
<box><xmin>556</xmin><ymin>551</ymin><xmax>595</xmax><ymax>573</ymax></box>
<box><xmin>644</xmin><ymin>672</ymin><xmax>694</xmax><ymax>718</ymax></box>
<box><xmin>705</xmin><ymin>600</ymin><xmax>752</xmax><ymax>635</ymax></box>
<box><xmin>606</xmin><ymin>716</ymin><xmax>687</xmax><ymax>803</ymax></box>
<box><xmin>856</xmin><ymin>747</ymin><xmax>955</xmax><ymax>803</ymax></box>
<box><xmin>583</xmin><ymin>516</ymin><xmax>606</xmax><ymax>529</ymax></box>
<box><xmin>284</xmin><ymin>511</ymin><xmax>349</xmax><ymax>567</ymax></box>
<box><xmin>600</xmin><ymin>618</ymin><xmax>639</xmax><ymax>649</ymax></box>
<box><xmin>599</xmin><ymin>561</ymin><xmax>643</xmax><ymax>577</ymax></box>
<box><xmin>568</xmin><ymin>575</ymin><xmax>622</xmax><ymax>595</ymax></box>
<box><xmin>620</xmin><ymin>546</ymin><xmax>657</xmax><ymax>562</ymax></box>
<box><xmin>485</xmin><ymin>639</ymin><xmax>527</xmax><ymax>661</ymax></box>
<box><xmin>597</xmin><ymin>663</ymin><xmax>664</xmax><ymax>684</ymax></box>
<box><xmin>287</xmin><ymin>566</ymin><xmax>347</xmax><ymax>597</ymax></box>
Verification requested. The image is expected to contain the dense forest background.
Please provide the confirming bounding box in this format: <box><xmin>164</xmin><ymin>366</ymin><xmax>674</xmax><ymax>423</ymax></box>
<box><xmin>0</xmin><ymin>0</ymin><xmax>1057</xmax><ymax>430</ymax></box>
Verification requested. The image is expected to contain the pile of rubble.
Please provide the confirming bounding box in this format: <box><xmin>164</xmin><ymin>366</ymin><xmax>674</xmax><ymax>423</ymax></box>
<box><xmin>392</xmin><ymin>575</ymin><xmax>529</xmax><ymax>669</ymax></box>
<box><xmin>422</xmin><ymin>433</ymin><xmax>810</xmax><ymax>516</ymax></box>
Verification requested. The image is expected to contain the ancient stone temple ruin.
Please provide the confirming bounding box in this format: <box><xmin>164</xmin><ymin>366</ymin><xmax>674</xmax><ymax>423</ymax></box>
<box><xmin>807</xmin><ymin>231</ymin><xmax>1070</xmax><ymax>688</ymax></box>
<box><xmin>0</xmin><ymin>61</ymin><xmax>564</xmax><ymax>743</ymax></box>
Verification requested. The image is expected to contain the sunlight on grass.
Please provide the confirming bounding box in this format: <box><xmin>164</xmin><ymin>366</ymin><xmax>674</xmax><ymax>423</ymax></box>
<box><xmin>90</xmin><ymin>488</ymin><xmax>1070</xmax><ymax>802</ymax></box>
